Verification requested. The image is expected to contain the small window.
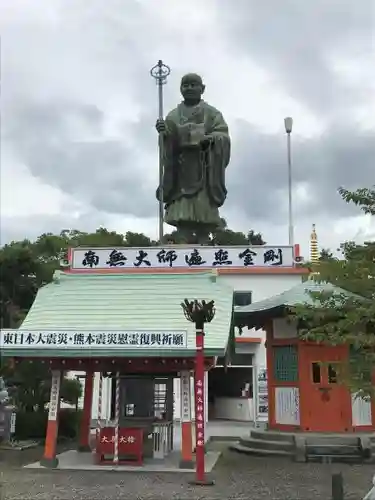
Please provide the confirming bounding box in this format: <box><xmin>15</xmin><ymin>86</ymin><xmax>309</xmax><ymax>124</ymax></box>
<box><xmin>273</xmin><ymin>345</ymin><xmax>298</xmax><ymax>382</ymax></box>
<box><xmin>328</xmin><ymin>364</ymin><xmax>338</xmax><ymax>384</ymax></box>
<box><xmin>234</xmin><ymin>291</ymin><xmax>252</xmax><ymax>307</ymax></box>
<box><xmin>312</xmin><ymin>362</ymin><xmax>321</xmax><ymax>383</ymax></box>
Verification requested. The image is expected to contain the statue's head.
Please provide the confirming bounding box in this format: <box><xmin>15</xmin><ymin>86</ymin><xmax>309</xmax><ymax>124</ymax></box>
<box><xmin>180</xmin><ymin>73</ymin><xmax>205</xmax><ymax>104</ymax></box>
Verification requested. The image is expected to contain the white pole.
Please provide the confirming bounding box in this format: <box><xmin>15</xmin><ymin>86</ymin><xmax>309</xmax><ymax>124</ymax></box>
<box><xmin>253</xmin><ymin>365</ymin><xmax>258</xmax><ymax>427</ymax></box>
<box><xmin>95</xmin><ymin>372</ymin><xmax>103</xmax><ymax>448</ymax></box>
<box><xmin>113</xmin><ymin>372</ymin><xmax>120</xmax><ymax>464</ymax></box>
<box><xmin>284</xmin><ymin>117</ymin><xmax>294</xmax><ymax>247</ymax></box>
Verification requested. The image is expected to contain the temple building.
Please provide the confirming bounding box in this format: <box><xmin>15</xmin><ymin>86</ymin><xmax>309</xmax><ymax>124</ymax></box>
<box><xmin>68</xmin><ymin>244</ymin><xmax>307</xmax><ymax>425</ymax></box>
<box><xmin>0</xmin><ymin>242</ymin><xmax>306</xmax><ymax>468</ymax></box>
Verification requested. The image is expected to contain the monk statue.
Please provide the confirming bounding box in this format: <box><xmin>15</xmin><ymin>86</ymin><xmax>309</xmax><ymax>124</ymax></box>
<box><xmin>155</xmin><ymin>73</ymin><xmax>231</xmax><ymax>243</ymax></box>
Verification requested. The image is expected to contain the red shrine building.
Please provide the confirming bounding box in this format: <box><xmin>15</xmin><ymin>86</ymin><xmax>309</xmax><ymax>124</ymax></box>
<box><xmin>235</xmin><ymin>280</ymin><xmax>375</xmax><ymax>434</ymax></box>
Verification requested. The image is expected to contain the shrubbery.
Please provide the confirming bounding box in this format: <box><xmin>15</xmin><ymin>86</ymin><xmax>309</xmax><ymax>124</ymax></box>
<box><xmin>14</xmin><ymin>408</ymin><xmax>82</xmax><ymax>441</ymax></box>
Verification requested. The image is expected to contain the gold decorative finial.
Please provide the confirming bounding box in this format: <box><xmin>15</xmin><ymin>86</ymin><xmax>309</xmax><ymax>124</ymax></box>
<box><xmin>310</xmin><ymin>224</ymin><xmax>319</xmax><ymax>264</ymax></box>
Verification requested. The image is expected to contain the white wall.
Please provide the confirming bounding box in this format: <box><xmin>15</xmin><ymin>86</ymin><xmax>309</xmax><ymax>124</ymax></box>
<box><xmin>225</xmin><ymin>273</ymin><xmax>303</xmax><ymax>368</ymax></box>
<box><xmin>214</xmin><ymin>397</ymin><xmax>254</xmax><ymax>421</ymax></box>
<box><xmin>273</xmin><ymin>318</ymin><xmax>298</xmax><ymax>339</ymax></box>
<box><xmin>235</xmin><ymin>341</ymin><xmax>266</xmax><ymax>370</ymax></box>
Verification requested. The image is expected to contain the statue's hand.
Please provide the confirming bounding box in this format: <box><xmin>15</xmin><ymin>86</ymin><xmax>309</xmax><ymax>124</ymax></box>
<box><xmin>200</xmin><ymin>135</ymin><xmax>214</xmax><ymax>148</ymax></box>
<box><xmin>156</xmin><ymin>119</ymin><xmax>167</xmax><ymax>134</ymax></box>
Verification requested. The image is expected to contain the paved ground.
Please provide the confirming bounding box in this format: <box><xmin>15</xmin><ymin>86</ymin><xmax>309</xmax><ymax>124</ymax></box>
<box><xmin>0</xmin><ymin>442</ymin><xmax>373</xmax><ymax>499</ymax></box>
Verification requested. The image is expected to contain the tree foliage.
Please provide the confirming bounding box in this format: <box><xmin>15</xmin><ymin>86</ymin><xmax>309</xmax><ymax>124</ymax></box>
<box><xmin>319</xmin><ymin>248</ymin><xmax>334</xmax><ymax>261</ymax></box>
<box><xmin>0</xmin><ymin>360</ymin><xmax>82</xmax><ymax>411</ymax></box>
<box><xmin>292</xmin><ymin>186</ymin><xmax>375</xmax><ymax>397</ymax></box>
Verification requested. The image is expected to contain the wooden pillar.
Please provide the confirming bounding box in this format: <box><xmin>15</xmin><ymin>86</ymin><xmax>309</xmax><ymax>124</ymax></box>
<box><xmin>179</xmin><ymin>371</ymin><xmax>194</xmax><ymax>469</ymax></box>
<box><xmin>40</xmin><ymin>369</ymin><xmax>61</xmax><ymax>468</ymax></box>
<box><xmin>78</xmin><ymin>371</ymin><xmax>94</xmax><ymax>452</ymax></box>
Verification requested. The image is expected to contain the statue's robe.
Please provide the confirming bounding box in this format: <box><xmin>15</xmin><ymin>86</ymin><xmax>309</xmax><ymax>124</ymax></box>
<box><xmin>156</xmin><ymin>100</ymin><xmax>231</xmax><ymax>230</ymax></box>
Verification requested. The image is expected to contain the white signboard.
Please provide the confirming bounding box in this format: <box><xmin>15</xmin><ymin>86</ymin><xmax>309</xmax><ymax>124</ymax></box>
<box><xmin>0</xmin><ymin>330</ymin><xmax>188</xmax><ymax>349</ymax></box>
<box><xmin>275</xmin><ymin>387</ymin><xmax>300</xmax><ymax>426</ymax></box>
<box><xmin>255</xmin><ymin>367</ymin><xmax>269</xmax><ymax>423</ymax></box>
<box><xmin>10</xmin><ymin>412</ymin><xmax>16</xmax><ymax>434</ymax></box>
<box><xmin>180</xmin><ymin>371</ymin><xmax>191</xmax><ymax>423</ymax></box>
<box><xmin>48</xmin><ymin>370</ymin><xmax>61</xmax><ymax>421</ymax></box>
<box><xmin>70</xmin><ymin>246</ymin><xmax>294</xmax><ymax>270</ymax></box>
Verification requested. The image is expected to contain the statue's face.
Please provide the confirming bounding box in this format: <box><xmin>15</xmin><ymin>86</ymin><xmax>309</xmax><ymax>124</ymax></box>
<box><xmin>180</xmin><ymin>74</ymin><xmax>204</xmax><ymax>102</ymax></box>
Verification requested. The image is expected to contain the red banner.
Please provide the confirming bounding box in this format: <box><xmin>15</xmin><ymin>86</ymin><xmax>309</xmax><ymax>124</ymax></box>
<box><xmin>194</xmin><ymin>329</ymin><xmax>205</xmax><ymax>481</ymax></box>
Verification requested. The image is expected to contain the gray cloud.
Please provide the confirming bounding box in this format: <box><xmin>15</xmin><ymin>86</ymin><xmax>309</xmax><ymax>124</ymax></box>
<box><xmin>228</xmin><ymin>120</ymin><xmax>375</xmax><ymax>222</ymax></box>
<box><xmin>216</xmin><ymin>0</ymin><xmax>374</xmax><ymax>115</ymax></box>
<box><xmin>0</xmin><ymin>212</ymin><xmax>100</xmax><ymax>246</ymax></box>
<box><xmin>4</xmin><ymin>99</ymin><xmax>157</xmax><ymax>217</ymax></box>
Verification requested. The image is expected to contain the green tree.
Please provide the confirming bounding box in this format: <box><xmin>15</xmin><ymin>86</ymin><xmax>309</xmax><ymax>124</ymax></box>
<box><xmin>292</xmin><ymin>186</ymin><xmax>375</xmax><ymax>398</ymax></box>
<box><xmin>0</xmin><ymin>241</ymin><xmax>41</xmax><ymax>328</ymax></box>
<box><xmin>319</xmin><ymin>248</ymin><xmax>334</xmax><ymax>261</ymax></box>
<box><xmin>164</xmin><ymin>218</ymin><xmax>266</xmax><ymax>246</ymax></box>
<box><xmin>0</xmin><ymin>359</ymin><xmax>82</xmax><ymax>411</ymax></box>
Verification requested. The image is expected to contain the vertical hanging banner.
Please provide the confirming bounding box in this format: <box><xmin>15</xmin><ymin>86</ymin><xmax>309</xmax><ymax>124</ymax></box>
<box><xmin>48</xmin><ymin>370</ymin><xmax>61</xmax><ymax>421</ymax></box>
<box><xmin>180</xmin><ymin>371</ymin><xmax>191</xmax><ymax>422</ymax></box>
<box><xmin>194</xmin><ymin>375</ymin><xmax>205</xmax><ymax>448</ymax></box>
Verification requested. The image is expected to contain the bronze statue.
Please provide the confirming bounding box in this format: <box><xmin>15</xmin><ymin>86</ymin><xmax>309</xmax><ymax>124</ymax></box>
<box><xmin>156</xmin><ymin>73</ymin><xmax>231</xmax><ymax>243</ymax></box>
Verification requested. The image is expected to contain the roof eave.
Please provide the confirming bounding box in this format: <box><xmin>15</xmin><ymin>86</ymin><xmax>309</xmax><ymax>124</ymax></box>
<box><xmin>234</xmin><ymin>305</ymin><xmax>286</xmax><ymax>330</ymax></box>
<box><xmin>0</xmin><ymin>347</ymin><xmax>228</xmax><ymax>358</ymax></box>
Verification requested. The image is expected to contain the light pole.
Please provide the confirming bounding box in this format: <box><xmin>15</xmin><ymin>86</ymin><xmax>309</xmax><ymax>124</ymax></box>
<box><xmin>150</xmin><ymin>60</ymin><xmax>171</xmax><ymax>243</ymax></box>
<box><xmin>284</xmin><ymin>117</ymin><xmax>294</xmax><ymax>247</ymax></box>
<box><xmin>181</xmin><ymin>299</ymin><xmax>215</xmax><ymax>486</ymax></box>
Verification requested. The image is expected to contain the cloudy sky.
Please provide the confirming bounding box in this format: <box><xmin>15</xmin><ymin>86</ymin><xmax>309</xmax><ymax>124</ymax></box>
<box><xmin>1</xmin><ymin>0</ymin><xmax>374</xmax><ymax>258</ymax></box>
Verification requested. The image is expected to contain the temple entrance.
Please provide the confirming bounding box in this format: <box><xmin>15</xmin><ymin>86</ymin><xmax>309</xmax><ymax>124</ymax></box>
<box><xmin>208</xmin><ymin>364</ymin><xmax>254</xmax><ymax>421</ymax></box>
<box><xmin>302</xmin><ymin>345</ymin><xmax>351</xmax><ymax>432</ymax></box>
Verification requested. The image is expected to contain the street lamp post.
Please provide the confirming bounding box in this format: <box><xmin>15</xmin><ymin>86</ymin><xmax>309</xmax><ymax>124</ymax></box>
<box><xmin>284</xmin><ymin>117</ymin><xmax>294</xmax><ymax>247</ymax></box>
<box><xmin>181</xmin><ymin>299</ymin><xmax>215</xmax><ymax>486</ymax></box>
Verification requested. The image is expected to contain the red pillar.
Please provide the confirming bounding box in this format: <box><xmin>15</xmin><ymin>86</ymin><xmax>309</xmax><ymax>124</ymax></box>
<box><xmin>40</xmin><ymin>370</ymin><xmax>61</xmax><ymax>468</ymax></box>
<box><xmin>78</xmin><ymin>371</ymin><xmax>94</xmax><ymax>452</ymax></box>
<box><xmin>192</xmin><ymin>328</ymin><xmax>214</xmax><ymax>486</ymax></box>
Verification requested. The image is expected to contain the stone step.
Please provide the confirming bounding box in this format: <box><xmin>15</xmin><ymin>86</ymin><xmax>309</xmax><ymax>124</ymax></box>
<box><xmin>239</xmin><ymin>437</ymin><xmax>294</xmax><ymax>452</ymax></box>
<box><xmin>306</xmin><ymin>453</ymin><xmax>363</xmax><ymax>464</ymax></box>
<box><xmin>305</xmin><ymin>436</ymin><xmax>361</xmax><ymax>447</ymax></box>
<box><xmin>230</xmin><ymin>443</ymin><xmax>293</xmax><ymax>457</ymax></box>
<box><xmin>306</xmin><ymin>444</ymin><xmax>361</xmax><ymax>456</ymax></box>
<box><xmin>250</xmin><ymin>429</ymin><xmax>295</xmax><ymax>444</ymax></box>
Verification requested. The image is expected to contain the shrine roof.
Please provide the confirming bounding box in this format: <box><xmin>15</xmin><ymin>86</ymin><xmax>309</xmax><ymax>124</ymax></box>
<box><xmin>234</xmin><ymin>279</ymin><xmax>357</xmax><ymax>328</ymax></box>
<box><xmin>4</xmin><ymin>271</ymin><xmax>233</xmax><ymax>358</ymax></box>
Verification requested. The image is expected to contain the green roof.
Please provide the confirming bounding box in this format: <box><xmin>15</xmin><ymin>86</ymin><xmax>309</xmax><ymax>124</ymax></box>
<box><xmin>9</xmin><ymin>271</ymin><xmax>234</xmax><ymax>357</ymax></box>
<box><xmin>234</xmin><ymin>280</ymin><xmax>357</xmax><ymax>328</ymax></box>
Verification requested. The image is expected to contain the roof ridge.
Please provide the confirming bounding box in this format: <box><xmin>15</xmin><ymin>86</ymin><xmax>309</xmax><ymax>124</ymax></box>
<box><xmin>54</xmin><ymin>270</ymin><xmax>218</xmax><ymax>281</ymax></box>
